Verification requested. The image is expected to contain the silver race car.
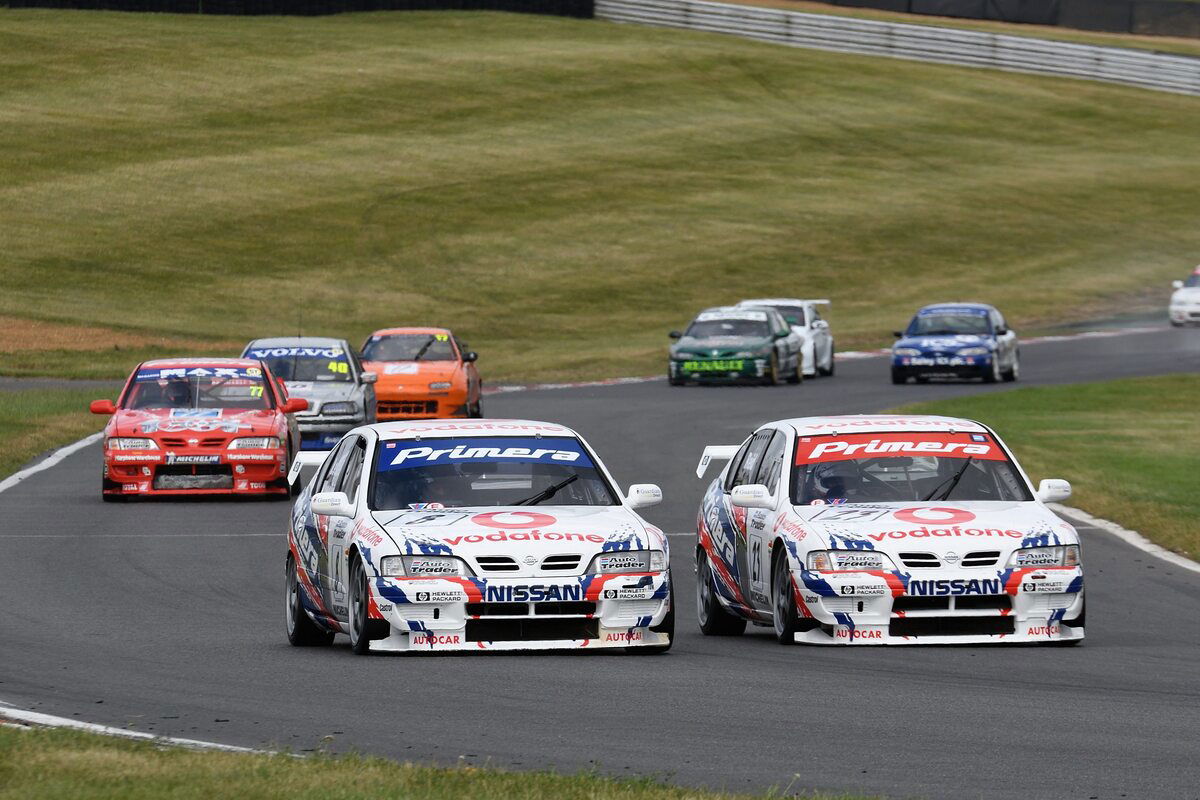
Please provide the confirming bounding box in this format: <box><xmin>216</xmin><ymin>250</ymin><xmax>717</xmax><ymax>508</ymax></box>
<box><xmin>242</xmin><ymin>337</ymin><xmax>377</xmax><ymax>451</ymax></box>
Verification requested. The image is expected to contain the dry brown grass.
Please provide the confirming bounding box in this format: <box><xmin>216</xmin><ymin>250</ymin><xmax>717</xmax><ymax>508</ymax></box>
<box><xmin>0</xmin><ymin>315</ymin><xmax>239</xmax><ymax>354</ymax></box>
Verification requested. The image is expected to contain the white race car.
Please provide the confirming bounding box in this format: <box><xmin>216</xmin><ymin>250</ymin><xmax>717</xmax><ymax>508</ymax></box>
<box><xmin>737</xmin><ymin>298</ymin><xmax>834</xmax><ymax>378</ymax></box>
<box><xmin>694</xmin><ymin>415</ymin><xmax>1084</xmax><ymax>645</ymax></box>
<box><xmin>1169</xmin><ymin>266</ymin><xmax>1200</xmax><ymax>327</ymax></box>
<box><xmin>285</xmin><ymin>419</ymin><xmax>672</xmax><ymax>654</ymax></box>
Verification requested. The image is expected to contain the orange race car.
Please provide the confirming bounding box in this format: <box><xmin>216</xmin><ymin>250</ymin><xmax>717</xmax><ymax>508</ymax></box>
<box><xmin>360</xmin><ymin>327</ymin><xmax>483</xmax><ymax>420</ymax></box>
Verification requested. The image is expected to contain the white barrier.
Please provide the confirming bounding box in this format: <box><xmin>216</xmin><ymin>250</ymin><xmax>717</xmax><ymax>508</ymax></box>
<box><xmin>595</xmin><ymin>0</ymin><xmax>1200</xmax><ymax>96</ymax></box>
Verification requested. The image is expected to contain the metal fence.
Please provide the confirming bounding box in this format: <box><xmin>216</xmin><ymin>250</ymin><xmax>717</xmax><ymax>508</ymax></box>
<box><xmin>595</xmin><ymin>0</ymin><xmax>1200</xmax><ymax>96</ymax></box>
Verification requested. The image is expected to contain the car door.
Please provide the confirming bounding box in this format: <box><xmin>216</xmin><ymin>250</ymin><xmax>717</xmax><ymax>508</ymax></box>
<box><xmin>769</xmin><ymin>311</ymin><xmax>800</xmax><ymax>375</ymax></box>
<box><xmin>991</xmin><ymin>309</ymin><xmax>1016</xmax><ymax>370</ymax></box>
<box><xmin>329</xmin><ymin>436</ymin><xmax>367</xmax><ymax>621</ymax></box>
<box><xmin>305</xmin><ymin>438</ymin><xmax>356</xmax><ymax>609</ymax></box>
<box><xmin>744</xmin><ymin>429</ymin><xmax>787</xmax><ymax>610</ymax></box>
<box><xmin>723</xmin><ymin>429</ymin><xmax>773</xmax><ymax>604</ymax></box>
<box><xmin>349</xmin><ymin>345</ymin><xmax>377</xmax><ymax>423</ymax></box>
<box><xmin>809</xmin><ymin>304</ymin><xmax>832</xmax><ymax>365</ymax></box>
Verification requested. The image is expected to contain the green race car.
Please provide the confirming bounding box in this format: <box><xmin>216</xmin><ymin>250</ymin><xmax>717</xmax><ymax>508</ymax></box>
<box><xmin>668</xmin><ymin>306</ymin><xmax>804</xmax><ymax>385</ymax></box>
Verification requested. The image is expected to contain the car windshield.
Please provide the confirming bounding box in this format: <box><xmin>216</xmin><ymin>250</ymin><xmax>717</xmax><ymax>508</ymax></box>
<box><xmin>790</xmin><ymin>432</ymin><xmax>1032</xmax><ymax>504</ymax></box>
<box><xmin>245</xmin><ymin>345</ymin><xmax>353</xmax><ymax>382</ymax></box>
<box><xmin>686</xmin><ymin>314</ymin><xmax>770</xmax><ymax>339</ymax></box>
<box><xmin>362</xmin><ymin>333</ymin><xmax>456</xmax><ymax>362</ymax></box>
<box><xmin>370</xmin><ymin>436</ymin><xmax>619</xmax><ymax>510</ymax></box>
<box><xmin>906</xmin><ymin>312</ymin><xmax>991</xmax><ymax>336</ymax></box>
<box><xmin>125</xmin><ymin>366</ymin><xmax>270</xmax><ymax>410</ymax></box>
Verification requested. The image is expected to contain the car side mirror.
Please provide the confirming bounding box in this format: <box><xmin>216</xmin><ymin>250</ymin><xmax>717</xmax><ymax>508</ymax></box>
<box><xmin>892</xmin><ymin>331</ymin><xmax>903</xmax><ymax>339</ymax></box>
<box><xmin>361</xmin><ymin>371</ymin><xmax>378</xmax><ymax>384</ymax></box>
<box><xmin>282</xmin><ymin>398</ymin><xmax>309</xmax><ymax>414</ymax></box>
<box><xmin>463</xmin><ymin>351</ymin><xmax>478</xmax><ymax>363</ymax></box>
<box><xmin>625</xmin><ymin>483</ymin><xmax>663</xmax><ymax>509</ymax></box>
<box><xmin>89</xmin><ymin>399</ymin><xmax>116</xmax><ymax>415</ymax></box>
<box><xmin>813</xmin><ymin>320</ymin><xmax>828</xmax><ymax>329</ymax></box>
<box><xmin>311</xmin><ymin>491</ymin><xmax>354</xmax><ymax>518</ymax></box>
<box><xmin>1036</xmin><ymin>478</ymin><xmax>1072</xmax><ymax>504</ymax></box>
<box><xmin>730</xmin><ymin>484</ymin><xmax>773</xmax><ymax>510</ymax></box>
<box><xmin>995</xmin><ymin>327</ymin><xmax>1008</xmax><ymax>336</ymax></box>
<box><xmin>668</xmin><ymin>331</ymin><xmax>682</xmax><ymax>340</ymax></box>
<box><xmin>1173</xmin><ymin>280</ymin><xmax>1184</xmax><ymax>289</ymax></box>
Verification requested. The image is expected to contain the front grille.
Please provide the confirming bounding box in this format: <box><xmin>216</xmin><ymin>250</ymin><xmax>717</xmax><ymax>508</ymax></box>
<box><xmin>159</xmin><ymin>437</ymin><xmax>226</xmax><ymax>448</ymax></box>
<box><xmin>956</xmin><ymin>595</ymin><xmax>1011</xmax><ymax>611</ymax></box>
<box><xmin>475</xmin><ymin>556</ymin><xmax>519</xmax><ymax>573</ymax></box>
<box><xmin>890</xmin><ymin>616</ymin><xmax>1015</xmax><ymax>637</ymax></box>
<box><xmin>541</xmin><ymin>554</ymin><xmax>581</xmax><ymax>571</ymax></box>
<box><xmin>152</xmin><ymin>465</ymin><xmax>232</xmax><ymax>490</ymax></box>
<box><xmin>613</xmin><ymin>599</ymin><xmax>662</xmax><ymax>617</ymax></box>
<box><xmin>961</xmin><ymin>550</ymin><xmax>1000</xmax><ymax>567</ymax></box>
<box><xmin>466</xmin><ymin>601</ymin><xmax>596</xmax><ymax>617</ymax></box>
<box><xmin>899</xmin><ymin>552</ymin><xmax>941</xmax><ymax>568</ymax></box>
<box><xmin>821</xmin><ymin>598</ymin><xmax>857</xmax><ymax>613</ymax></box>
<box><xmin>378</xmin><ymin>400</ymin><xmax>437</xmax><ymax>416</ymax></box>
<box><xmin>893</xmin><ymin>596</ymin><xmax>949</xmax><ymax>612</ymax></box>
<box><xmin>466</xmin><ymin>618</ymin><xmax>598</xmax><ymax>642</ymax></box>
<box><xmin>535</xmin><ymin>601</ymin><xmax>594</xmax><ymax>616</ymax></box>
<box><xmin>467</xmin><ymin>602</ymin><xmax>527</xmax><ymax>617</ymax></box>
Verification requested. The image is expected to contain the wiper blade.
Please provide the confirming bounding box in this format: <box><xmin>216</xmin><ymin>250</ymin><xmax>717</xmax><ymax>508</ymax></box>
<box><xmin>411</xmin><ymin>336</ymin><xmax>435</xmax><ymax>361</ymax></box>
<box><xmin>922</xmin><ymin>456</ymin><xmax>974</xmax><ymax>502</ymax></box>
<box><xmin>514</xmin><ymin>474</ymin><xmax>579</xmax><ymax>506</ymax></box>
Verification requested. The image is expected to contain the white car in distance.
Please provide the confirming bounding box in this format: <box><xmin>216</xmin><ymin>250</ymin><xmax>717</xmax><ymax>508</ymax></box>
<box><xmin>738</xmin><ymin>298</ymin><xmax>835</xmax><ymax>378</ymax></box>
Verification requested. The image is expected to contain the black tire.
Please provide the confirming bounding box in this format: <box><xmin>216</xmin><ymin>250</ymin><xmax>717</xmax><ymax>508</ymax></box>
<box><xmin>786</xmin><ymin>358</ymin><xmax>802</xmax><ymax>384</ymax></box>
<box><xmin>468</xmin><ymin>399</ymin><xmax>484</xmax><ymax>418</ymax></box>
<box><xmin>628</xmin><ymin>585</ymin><xmax>674</xmax><ymax>654</ymax></box>
<box><xmin>914</xmin><ymin>375</ymin><xmax>930</xmax><ymax>384</ymax></box>
<box><xmin>696</xmin><ymin>549</ymin><xmax>746</xmax><ymax>636</ymax></box>
<box><xmin>891</xmin><ymin>368</ymin><xmax>906</xmax><ymax>385</ymax></box>
<box><xmin>286</xmin><ymin>554</ymin><xmax>334</xmax><ymax>647</ymax></box>
<box><xmin>1170</xmin><ymin>320</ymin><xmax>1184</xmax><ymax>328</ymax></box>
<box><xmin>772</xmin><ymin>551</ymin><xmax>801</xmax><ymax>645</ymax></box>
<box><xmin>818</xmin><ymin>344</ymin><xmax>835</xmax><ymax>377</ymax></box>
<box><xmin>348</xmin><ymin>555</ymin><xmax>389</xmax><ymax>655</ymax></box>
<box><xmin>1001</xmin><ymin>352</ymin><xmax>1020</xmax><ymax>383</ymax></box>
<box><xmin>982</xmin><ymin>356</ymin><xmax>1000</xmax><ymax>384</ymax></box>
<box><xmin>764</xmin><ymin>353</ymin><xmax>783</xmax><ymax>386</ymax></box>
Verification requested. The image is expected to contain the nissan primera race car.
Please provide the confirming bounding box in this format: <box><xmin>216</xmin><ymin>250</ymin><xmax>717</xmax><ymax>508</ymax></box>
<box><xmin>90</xmin><ymin>358</ymin><xmax>307</xmax><ymax>500</ymax></box>
<box><xmin>1169</xmin><ymin>266</ymin><xmax>1200</xmax><ymax>327</ymax></box>
<box><xmin>361</xmin><ymin>328</ymin><xmax>482</xmax><ymax>420</ymax></box>
<box><xmin>242</xmin><ymin>337</ymin><xmax>377</xmax><ymax>450</ymax></box>
<box><xmin>891</xmin><ymin>303</ymin><xmax>1018</xmax><ymax>384</ymax></box>
<box><xmin>694</xmin><ymin>415</ymin><xmax>1083</xmax><ymax>645</ymax></box>
<box><xmin>284</xmin><ymin>420</ymin><xmax>672</xmax><ymax>654</ymax></box>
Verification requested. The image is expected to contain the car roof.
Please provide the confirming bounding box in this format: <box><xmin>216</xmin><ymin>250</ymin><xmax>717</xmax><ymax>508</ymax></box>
<box><xmin>772</xmin><ymin>414</ymin><xmax>990</xmax><ymax>435</ymax></box>
<box><xmin>697</xmin><ymin>305</ymin><xmax>776</xmax><ymax>317</ymax></box>
<box><xmin>917</xmin><ymin>302</ymin><xmax>995</xmax><ymax>314</ymax></box>
<box><xmin>370</xmin><ymin>419</ymin><xmax>580</xmax><ymax>441</ymax></box>
<box><xmin>368</xmin><ymin>327</ymin><xmax>453</xmax><ymax>337</ymax></box>
<box><xmin>139</xmin><ymin>357</ymin><xmax>261</xmax><ymax>369</ymax></box>
<box><xmin>243</xmin><ymin>336</ymin><xmax>347</xmax><ymax>350</ymax></box>
<box><xmin>737</xmin><ymin>298</ymin><xmax>829</xmax><ymax>307</ymax></box>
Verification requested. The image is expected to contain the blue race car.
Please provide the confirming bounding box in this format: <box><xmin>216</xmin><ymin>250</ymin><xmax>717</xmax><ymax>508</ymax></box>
<box><xmin>891</xmin><ymin>303</ymin><xmax>1019</xmax><ymax>384</ymax></box>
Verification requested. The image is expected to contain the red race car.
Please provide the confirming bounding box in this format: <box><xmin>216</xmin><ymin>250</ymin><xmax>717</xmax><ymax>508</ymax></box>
<box><xmin>90</xmin><ymin>358</ymin><xmax>307</xmax><ymax>500</ymax></box>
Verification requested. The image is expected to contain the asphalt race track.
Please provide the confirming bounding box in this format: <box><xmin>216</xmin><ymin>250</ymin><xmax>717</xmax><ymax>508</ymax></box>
<box><xmin>2</xmin><ymin>326</ymin><xmax>1198</xmax><ymax>800</ymax></box>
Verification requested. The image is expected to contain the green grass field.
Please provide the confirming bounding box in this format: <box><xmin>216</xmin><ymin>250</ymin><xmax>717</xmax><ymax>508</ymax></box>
<box><xmin>0</xmin><ymin>725</ymin><xmax>873</xmax><ymax>800</ymax></box>
<box><xmin>895</xmin><ymin>374</ymin><xmax>1200</xmax><ymax>559</ymax></box>
<box><xmin>1</xmin><ymin>9</ymin><xmax>1199</xmax><ymax>382</ymax></box>
<box><xmin>0</xmin><ymin>386</ymin><xmax>117</xmax><ymax>479</ymax></box>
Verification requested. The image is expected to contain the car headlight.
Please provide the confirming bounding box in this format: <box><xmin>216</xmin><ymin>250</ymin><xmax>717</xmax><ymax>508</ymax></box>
<box><xmin>957</xmin><ymin>346</ymin><xmax>990</xmax><ymax>356</ymax></box>
<box><xmin>381</xmin><ymin>555</ymin><xmax>474</xmax><ymax>577</ymax></box>
<box><xmin>806</xmin><ymin>550</ymin><xmax>896</xmax><ymax>571</ymax></box>
<box><xmin>107</xmin><ymin>437</ymin><xmax>158</xmax><ymax>450</ymax></box>
<box><xmin>228</xmin><ymin>437</ymin><xmax>281</xmax><ymax>449</ymax></box>
<box><xmin>320</xmin><ymin>402</ymin><xmax>356</xmax><ymax>415</ymax></box>
<box><xmin>1008</xmin><ymin>545</ymin><xmax>1080</xmax><ymax>567</ymax></box>
<box><xmin>893</xmin><ymin>347</ymin><xmax>922</xmax><ymax>356</ymax></box>
<box><xmin>428</xmin><ymin>382</ymin><xmax>453</xmax><ymax>390</ymax></box>
<box><xmin>587</xmin><ymin>550</ymin><xmax>666</xmax><ymax>574</ymax></box>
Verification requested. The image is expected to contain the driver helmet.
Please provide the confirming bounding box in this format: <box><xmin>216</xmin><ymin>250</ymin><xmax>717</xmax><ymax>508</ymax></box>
<box><xmin>810</xmin><ymin>461</ymin><xmax>862</xmax><ymax>502</ymax></box>
<box><xmin>164</xmin><ymin>378</ymin><xmax>191</xmax><ymax>406</ymax></box>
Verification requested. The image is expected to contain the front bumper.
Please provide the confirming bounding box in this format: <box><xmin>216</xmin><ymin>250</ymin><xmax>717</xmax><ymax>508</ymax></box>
<box><xmin>103</xmin><ymin>448</ymin><xmax>289</xmax><ymax>496</ymax></box>
<box><xmin>790</xmin><ymin>566</ymin><xmax>1084</xmax><ymax>645</ymax></box>
<box><xmin>1169</xmin><ymin>306</ymin><xmax>1200</xmax><ymax>325</ymax></box>
<box><xmin>294</xmin><ymin>417</ymin><xmax>364</xmax><ymax>450</ymax></box>
<box><xmin>366</xmin><ymin>572</ymin><xmax>671</xmax><ymax>652</ymax></box>
<box><xmin>669</xmin><ymin>357</ymin><xmax>768</xmax><ymax>383</ymax></box>
<box><xmin>893</xmin><ymin>354</ymin><xmax>991</xmax><ymax>380</ymax></box>
<box><xmin>375</xmin><ymin>393</ymin><xmax>466</xmax><ymax>420</ymax></box>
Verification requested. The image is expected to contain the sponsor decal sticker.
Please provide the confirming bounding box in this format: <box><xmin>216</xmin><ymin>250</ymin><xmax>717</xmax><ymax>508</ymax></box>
<box><xmin>411</xmin><ymin>633</ymin><xmax>461</xmax><ymax>646</ymax></box>
<box><xmin>894</xmin><ymin>507</ymin><xmax>977</xmax><ymax>525</ymax></box>
<box><xmin>380</xmin><ymin>437</ymin><xmax>592</xmax><ymax>471</ymax></box>
<box><xmin>165</xmin><ymin>453</ymin><xmax>221</xmax><ymax>465</ymax></box>
<box><xmin>907</xmin><ymin>578</ymin><xmax>1003</xmax><ymax>596</ymax></box>
<box><xmin>471</xmin><ymin>511</ymin><xmax>557</xmax><ymax>530</ymax></box>
<box><xmin>482</xmin><ymin>584</ymin><xmax>584</xmax><ymax>602</ymax></box>
<box><xmin>835</xmin><ymin>628</ymin><xmax>883</xmax><ymax>640</ymax></box>
<box><xmin>605</xmin><ymin>631</ymin><xmax>645</xmax><ymax>642</ymax></box>
<box><xmin>794</xmin><ymin>433</ymin><xmax>1002</xmax><ymax>465</ymax></box>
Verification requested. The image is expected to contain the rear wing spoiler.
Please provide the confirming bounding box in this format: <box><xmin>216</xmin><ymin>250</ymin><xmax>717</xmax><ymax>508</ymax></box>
<box><xmin>288</xmin><ymin>450</ymin><xmax>333</xmax><ymax>486</ymax></box>
<box><xmin>800</xmin><ymin>298</ymin><xmax>831</xmax><ymax>306</ymax></box>
<box><xmin>696</xmin><ymin>445</ymin><xmax>740</xmax><ymax>479</ymax></box>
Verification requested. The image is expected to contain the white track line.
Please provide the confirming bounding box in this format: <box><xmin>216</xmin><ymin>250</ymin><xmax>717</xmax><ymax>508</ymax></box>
<box><xmin>1051</xmin><ymin>503</ymin><xmax>1200</xmax><ymax>575</ymax></box>
<box><xmin>0</xmin><ymin>432</ymin><xmax>102</xmax><ymax>495</ymax></box>
<box><xmin>0</xmin><ymin>701</ymin><xmax>273</xmax><ymax>755</ymax></box>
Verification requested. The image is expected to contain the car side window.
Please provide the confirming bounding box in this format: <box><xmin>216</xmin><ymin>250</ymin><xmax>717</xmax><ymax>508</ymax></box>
<box><xmin>754</xmin><ymin>431</ymin><xmax>787</xmax><ymax>495</ymax></box>
<box><xmin>809</xmin><ymin>306</ymin><xmax>822</xmax><ymax>323</ymax></box>
<box><xmin>773</xmin><ymin>313</ymin><xmax>789</xmax><ymax>338</ymax></box>
<box><xmin>723</xmin><ymin>435</ymin><xmax>755</xmax><ymax>492</ymax></box>
<box><xmin>733</xmin><ymin>431</ymin><xmax>773</xmax><ymax>488</ymax></box>
<box><xmin>316</xmin><ymin>439</ymin><xmax>354</xmax><ymax>495</ymax></box>
<box><xmin>338</xmin><ymin>437</ymin><xmax>367</xmax><ymax>504</ymax></box>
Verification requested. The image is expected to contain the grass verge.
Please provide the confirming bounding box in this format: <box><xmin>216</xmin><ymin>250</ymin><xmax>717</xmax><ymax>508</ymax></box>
<box><xmin>0</xmin><ymin>725</ymin><xmax>873</xmax><ymax>800</ymax></box>
<box><xmin>0</xmin><ymin>387</ymin><xmax>112</xmax><ymax>479</ymax></box>
<box><xmin>894</xmin><ymin>374</ymin><xmax>1200</xmax><ymax>559</ymax></box>
<box><xmin>2</xmin><ymin>10</ymin><xmax>1199</xmax><ymax>383</ymax></box>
